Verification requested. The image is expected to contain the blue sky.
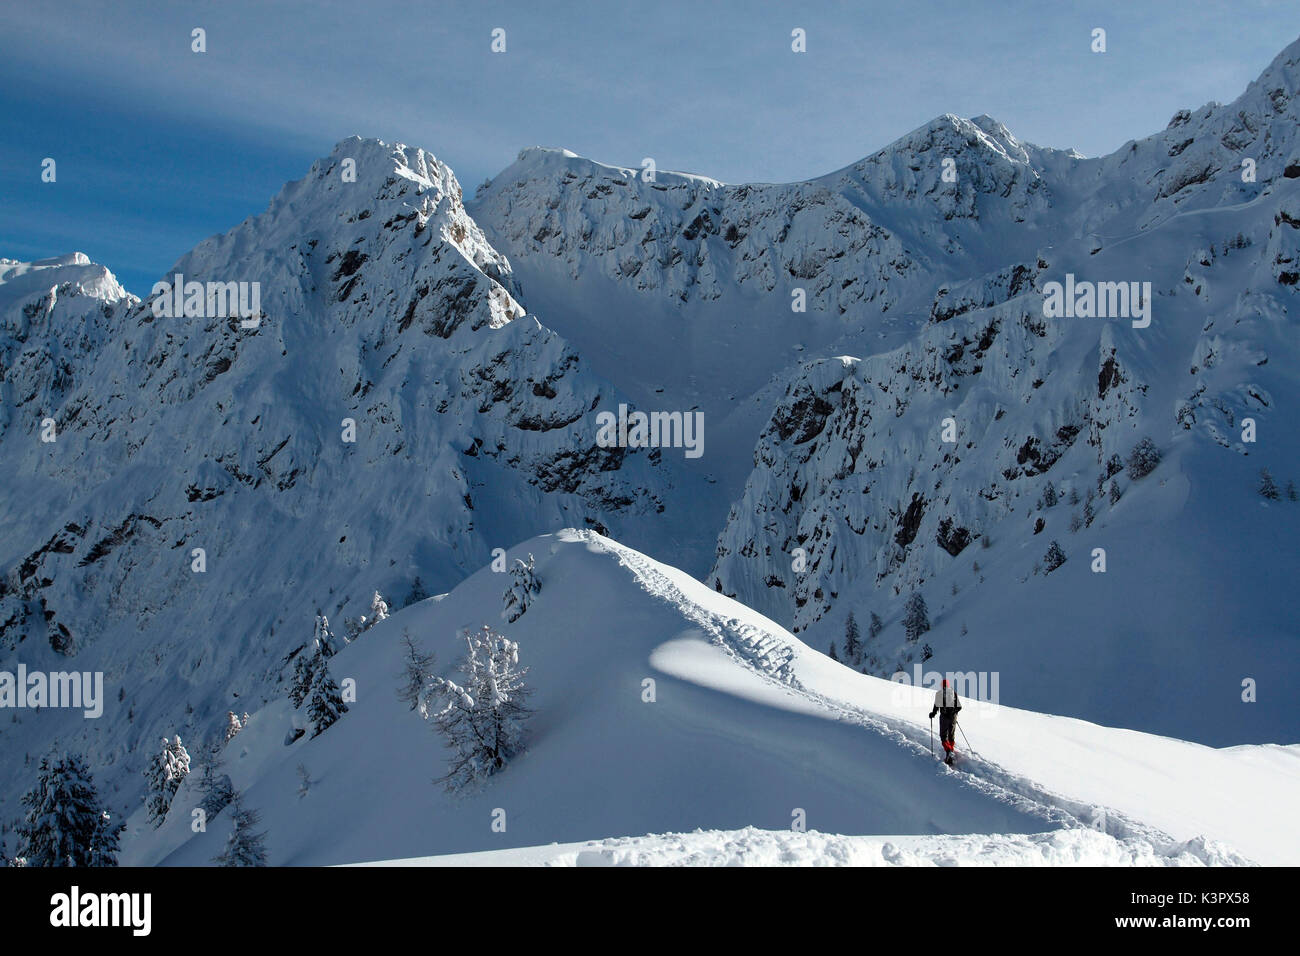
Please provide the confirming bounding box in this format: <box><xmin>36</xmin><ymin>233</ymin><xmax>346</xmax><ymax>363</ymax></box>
<box><xmin>1</xmin><ymin>0</ymin><xmax>1295</xmax><ymax>295</ymax></box>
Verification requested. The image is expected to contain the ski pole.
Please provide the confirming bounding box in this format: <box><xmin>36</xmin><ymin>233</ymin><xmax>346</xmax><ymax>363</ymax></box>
<box><xmin>958</xmin><ymin>721</ymin><xmax>977</xmax><ymax>757</ymax></box>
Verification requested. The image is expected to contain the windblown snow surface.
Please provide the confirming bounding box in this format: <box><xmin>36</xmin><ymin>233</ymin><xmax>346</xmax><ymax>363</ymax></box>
<box><xmin>128</xmin><ymin>531</ymin><xmax>1295</xmax><ymax>867</ymax></box>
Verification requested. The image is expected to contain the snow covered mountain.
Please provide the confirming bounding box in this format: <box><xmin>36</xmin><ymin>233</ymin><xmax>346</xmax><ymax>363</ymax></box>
<box><xmin>5</xmin><ymin>32</ymin><xmax>1300</xmax><ymax>866</ymax></box>
<box><xmin>472</xmin><ymin>38</ymin><xmax>1300</xmax><ymax>747</ymax></box>
<box><xmin>126</xmin><ymin>531</ymin><xmax>1294</xmax><ymax>867</ymax></box>
<box><xmin>0</xmin><ymin>139</ymin><xmax>702</xmax><ymax>823</ymax></box>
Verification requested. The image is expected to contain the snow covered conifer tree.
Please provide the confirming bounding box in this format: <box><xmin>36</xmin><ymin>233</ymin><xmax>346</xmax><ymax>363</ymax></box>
<box><xmin>369</xmin><ymin>590</ymin><xmax>389</xmax><ymax>625</ymax></box>
<box><xmin>421</xmin><ymin>625</ymin><xmax>531</xmax><ymax>791</ymax></box>
<box><xmin>406</xmin><ymin>576</ymin><xmax>429</xmax><ymax>607</ymax></box>
<box><xmin>1287</xmin><ymin>479</ymin><xmax>1299</xmax><ymax>502</ymax></box>
<box><xmin>87</xmin><ymin>810</ymin><xmax>122</xmax><ymax>867</ymax></box>
<box><xmin>167</xmin><ymin>735</ymin><xmax>191</xmax><ymax>783</ymax></box>
<box><xmin>342</xmin><ymin>615</ymin><xmax>365</xmax><ymax>644</ymax></box>
<box><xmin>144</xmin><ymin>738</ymin><xmax>172</xmax><ymax>827</ymax></box>
<box><xmin>502</xmin><ymin>554</ymin><xmax>541</xmax><ymax>623</ymax></box>
<box><xmin>903</xmin><ymin>593</ymin><xmax>930</xmax><ymax>643</ymax></box>
<box><xmin>843</xmin><ymin>611</ymin><xmax>861</xmax><ymax>664</ymax></box>
<box><xmin>307</xmin><ymin>656</ymin><xmax>348</xmax><ymax>736</ymax></box>
<box><xmin>1259</xmin><ymin>468</ymin><xmax>1280</xmax><ymax>500</ymax></box>
<box><xmin>828</xmin><ymin>641</ymin><xmax>840</xmax><ymax>662</ymax></box>
<box><xmin>16</xmin><ymin>752</ymin><xmax>120</xmax><ymax>866</ymax></box>
<box><xmin>314</xmin><ymin>612</ymin><xmax>338</xmax><ymax>658</ymax></box>
<box><xmin>396</xmin><ymin>632</ymin><xmax>437</xmax><ymax>711</ymax></box>
<box><xmin>1126</xmin><ymin>437</ymin><xmax>1162</xmax><ymax>479</ymax></box>
<box><xmin>1109</xmin><ymin>480</ymin><xmax>1122</xmax><ymax>505</ymax></box>
<box><xmin>289</xmin><ymin>647</ymin><xmax>316</xmax><ymax>709</ymax></box>
<box><xmin>223</xmin><ymin>711</ymin><xmax>244</xmax><ymax>744</ymax></box>
<box><xmin>212</xmin><ymin>796</ymin><xmax>268</xmax><ymax>867</ymax></box>
<box><xmin>1044</xmin><ymin>540</ymin><xmax>1067</xmax><ymax>573</ymax></box>
<box><xmin>1042</xmin><ymin>481</ymin><xmax>1057</xmax><ymax>507</ymax></box>
<box><xmin>144</xmin><ymin>735</ymin><xmax>190</xmax><ymax>827</ymax></box>
<box><xmin>868</xmin><ymin>611</ymin><xmax>883</xmax><ymax>641</ymax></box>
<box><xmin>196</xmin><ymin>738</ymin><xmax>235</xmax><ymax>819</ymax></box>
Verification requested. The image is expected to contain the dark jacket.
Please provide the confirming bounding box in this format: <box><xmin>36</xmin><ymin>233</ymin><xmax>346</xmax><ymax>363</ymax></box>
<box><xmin>929</xmin><ymin>685</ymin><xmax>961</xmax><ymax>719</ymax></box>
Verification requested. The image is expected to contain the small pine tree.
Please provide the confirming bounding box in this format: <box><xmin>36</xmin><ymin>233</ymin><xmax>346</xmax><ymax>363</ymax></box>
<box><xmin>369</xmin><ymin>591</ymin><xmax>390</xmax><ymax>626</ymax></box>
<box><xmin>313</xmin><ymin>613</ymin><xmax>338</xmax><ymax>658</ymax></box>
<box><xmin>406</xmin><ymin>575</ymin><xmax>429</xmax><ymax>608</ymax></box>
<box><xmin>196</xmin><ymin>739</ymin><xmax>235</xmax><ymax>819</ymax></box>
<box><xmin>1043</xmin><ymin>540</ymin><xmax>1067</xmax><ymax>573</ymax></box>
<box><xmin>1105</xmin><ymin>453</ymin><xmax>1125</xmax><ymax>479</ymax></box>
<box><xmin>1259</xmin><ymin>468</ymin><xmax>1281</xmax><ymax>500</ymax></box>
<box><xmin>1069</xmin><ymin>513</ymin><xmax>1082</xmax><ymax>533</ymax></box>
<box><xmin>342</xmin><ymin>616</ymin><xmax>365</xmax><ymax>644</ymax></box>
<box><xmin>421</xmin><ymin>626</ymin><xmax>532</xmax><ymax>791</ymax></box>
<box><xmin>921</xmin><ymin>643</ymin><xmax>933</xmax><ymax>663</ymax></box>
<box><xmin>306</xmin><ymin>658</ymin><xmax>348</xmax><ymax>737</ymax></box>
<box><xmin>396</xmin><ymin>632</ymin><xmax>437</xmax><ymax>711</ymax></box>
<box><xmin>1083</xmin><ymin>497</ymin><xmax>1097</xmax><ymax>527</ymax></box>
<box><xmin>1042</xmin><ymin>481</ymin><xmax>1057</xmax><ymax>507</ymax></box>
<box><xmin>144</xmin><ymin>735</ymin><xmax>190</xmax><ymax>828</ymax></box>
<box><xmin>87</xmin><ymin>810</ymin><xmax>122</xmax><ymax>867</ymax></box>
<box><xmin>289</xmin><ymin>647</ymin><xmax>317</xmax><ymax>709</ymax></box>
<box><xmin>17</xmin><ymin>752</ymin><xmax>121</xmax><ymax>867</ymax></box>
<box><xmin>903</xmin><ymin>593</ymin><xmax>930</xmax><ymax>644</ymax></box>
<box><xmin>868</xmin><ymin>612</ymin><xmax>884</xmax><ymax>641</ymax></box>
<box><xmin>143</xmin><ymin>739</ymin><xmax>172</xmax><ymax>828</ymax></box>
<box><xmin>502</xmin><ymin>555</ymin><xmax>541</xmax><ymax>623</ymax></box>
<box><xmin>842</xmin><ymin>612</ymin><xmax>861</xmax><ymax>664</ymax></box>
<box><xmin>1067</xmin><ymin>487</ymin><xmax>1080</xmax><ymax>506</ymax></box>
<box><xmin>212</xmin><ymin>796</ymin><xmax>268</xmax><ymax>867</ymax></box>
<box><xmin>828</xmin><ymin>641</ymin><xmax>840</xmax><ymax>662</ymax></box>
<box><xmin>296</xmin><ymin>764</ymin><xmax>311</xmax><ymax>799</ymax></box>
<box><xmin>1126</xmin><ymin>437</ymin><xmax>1162</xmax><ymax>480</ymax></box>
<box><xmin>1109</xmin><ymin>480</ymin><xmax>1122</xmax><ymax>505</ymax></box>
<box><xmin>1287</xmin><ymin>480</ymin><xmax>1298</xmax><ymax>502</ymax></box>
<box><xmin>223</xmin><ymin>711</ymin><xmax>244</xmax><ymax>744</ymax></box>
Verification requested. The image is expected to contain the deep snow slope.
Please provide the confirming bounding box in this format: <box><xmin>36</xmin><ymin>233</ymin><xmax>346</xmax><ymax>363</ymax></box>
<box><xmin>0</xmin><ymin>140</ymin><xmax>704</xmax><ymax>823</ymax></box>
<box><xmin>129</xmin><ymin>531</ymin><xmax>1291</xmax><ymax>867</ymax></box>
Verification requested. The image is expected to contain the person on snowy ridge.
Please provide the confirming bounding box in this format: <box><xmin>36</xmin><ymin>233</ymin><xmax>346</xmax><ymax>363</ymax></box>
<box><xmin>929</xmin><ymin>678</ymin><xmax>961</xmax><ymax>765</ymax></box>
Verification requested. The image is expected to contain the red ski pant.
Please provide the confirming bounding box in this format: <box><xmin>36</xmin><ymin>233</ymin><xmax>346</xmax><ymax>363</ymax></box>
<box><xmin>938</xmin><ymin>711</ymin><xmax>957</xmax><ymax>752</ymax></box>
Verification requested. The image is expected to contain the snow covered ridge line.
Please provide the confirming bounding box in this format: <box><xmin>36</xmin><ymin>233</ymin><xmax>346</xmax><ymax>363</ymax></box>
<box><xmin>1041</xmin><ymin>274</ymin><xmax>1152</xmax><ymax>329</ymax></box>
<box><xmin>595</xmin><ymin>402</ymin><xmax>704</xmax><ymax>458</ymax></box>
<box><xmin>0</xmin><ymin>664</ymin><xmax>103</xmax><ymax>718</ymax></box>
<box><xmin>148</xmin><ymin>272</ymin><xmax>262</xmax><ymax>328</ymax></box>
